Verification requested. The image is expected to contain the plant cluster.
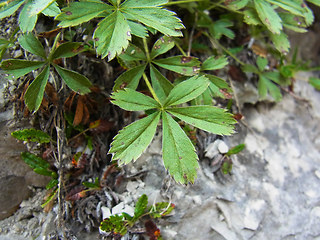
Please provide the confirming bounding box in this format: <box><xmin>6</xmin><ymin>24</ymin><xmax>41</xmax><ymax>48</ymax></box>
<box><xmin>100</xmin><ymin>194</ymin><xmax>174</xmax><ymax>239</ymax></box>
<box><xmin>1</xmin><ymin>0</ymin><xmax>320</xmax><ymax>186</ymax></box>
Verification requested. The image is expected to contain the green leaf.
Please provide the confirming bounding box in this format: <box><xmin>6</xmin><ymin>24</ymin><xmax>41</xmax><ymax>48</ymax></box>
<box><xmin>56</xmin><ymin>1</ymin><xmax>112</xmax><ymax>27</ymax></box>
<box><xmin>0</xmin><ymin>59</ymin><xmax>45</xmax><ymax>78</ymax></box>
<box><xmin>25</xmin><ymin>0</ymin><xmax>55</xmax><ymax>16</ymax></box>
<box><xmin>118</xmin><ymin>43</ymin><xmax>147</xmax><ymax>62</ymax></box>
<box><xmin>24</xmin><ymin>65</ymin><xmax>50</xmax><ymax>112</ymax></box>
<box><xmin>127</xmin><ymin>20</ymin><xmax>148</xmax><ymax>38</ymax></box>
<box><xmin>226</xmin><ymin>143</ymin><xmax>245</xmax><ymax>156</ymax></box>
<box><xmin>41</xmin><ymin>187</ymin><xmax>58</xmax><ymax>208</ymax></box>
<box><xmin>134</xmin><ymin>194</ymin><xmax>148</xmax><ymax>219</ymax></box>
<box><xmin>46</xmin><ymin>179</ymin><xmax>58</xmax><ymax>190</ymax></box>
<box><xmin>0</xmin><ymin>0</ymin><xmax>24</xmax><ymax>19</ymax></box>
<box><xmin>150</xmin><ymin>64</ymin><xmax>174</xmax><ymax>104</ymax></box>
<box><xmin>83</xmin><ymin>177</ymin><xmax>100</xmax><ymax>188</ymax></box>
<box><xmin>153</xmin><ymin>56</ymin><xmax>201</xmax><ymax>76</ymax></box>
<box><xmin>50</xmin><ymin>42</ymin><xmax>85</xmax><ymax>60</ymax></box>
<box><xmin>150</xmin><ymin>35</ymin><xmax>175</xmax><ymax>59</ymax></box>
<box><xmin>168</xmin><ymin>106</ymin><xmax>236</xmax><ymax>135</ymax></box>
<box><xmin>254</xmin><ymin>0</ymin><xmax>282</xmax><ymax>34</ymax></box>
<box><xmin>94</xmin><ymin>11</ymin><xmax>131</xmax><ymax>60</ymax></box>
<box><xmin>210</xmin><ymin>19</ymin><xmax>235</xmax><ymax>40</ymax></box>
<box><xmin>242</xmin><ymin>64</ymin><xmax>259</xmax><ymax>74</ymax></box>
<box><xmin>18</xmin><ymin>2</ymin><xmax>38</xmax><ymax>32</ymax></box>
<box><xmin>266</xmin><ymin>0</ymin><xmax>314</xmax><ymax>24</ymax></box>
<box><xmin>259</xmin><ymin>74</ymin><xmax>282</xmax><ymax>101</ymax></box>
<box><xmin>100</xmin><ymin>215</ymin><xmax>127</xmax><ymax>236</ymax></box>
<box><xmin>225</xmin><ymin>0</ymin><xmax>250</xmax><ymax>10</ymax></box>
<box><xmin>206</xmin><ymin>75</ymin><xmax>232</xmax><ymax>99</ymax></box>
<box><xmin>256</xmin><ymin>56</ymin><xmax>268</xmax><ymax>71</ymax></box>
<box><xmin>164</xmin><ymin>75</ymin><xmax>209</xmax><ymax>107</ymax></box>
<box><xmin>109</xmin><ymin>111</ymin><xmax>160</xmax><ymax>165</ymax></box>
<box><xmin>111</xmin><ymin>88</ymin><xmax>160</xmax><ymax>111</ymax></box>
<box><xmin>18</xmin><ymin>33</ymin><xmax>46</xmax><ymax>59</ymax></box>
<box><xmin>42</xmin><ymin>1</ymin><xmax>61</xmax><ymax>17</ymax></box>
<box><xmin>243</xmin><ymin>9</ymin><xmax>262</xmax><ymax>25</ymax></box>
<box><xmin>309</xmin><ymin>77</ymin><xmax>320</xmax><ymax>90</ymax></box>
<box><xmin>270</xmin><ymin>31</ymin><xmax>290</xmax><ymax>54</ymax></box>
<box><xmin>113</xmin><ymin>64</ymin><xmax>146</xmax><ymax>91</ymax></box>
<box><xmin>21</xmin><ymin>152</ymin><xmax>50</xmax><ymax>170</ymax></box>
<box><xmin>121</xmin><ymin>0</ymin><xmax>184</xmax><ymax>37</ymax></box>
<box><xmin>221</xmin><ymin>161</ymin><xmax>232</xmax><ymax>174</ymax></box>
<box><xmin>54</xmin><ymin>64</ymin><xmax>92</xmax><ymax>94</ymax></box>
<box><xmin>149</xmin><ymin>202</ymin><xmax>175</xmax><ymax>218</ymax></box>
<box><xmin>162</xmin><ymin>112</ymin><xmax>199</xmax><ymax>184</ymax></box>
<box><xmin>279</xmin><ymin>12</ymin><xmax>307</xmax><ymax>32</ymax></box>
<box><xmin>201</xmin><ymin>55</ymin><xmax>228</xmax><ymax>71</ymax></box>
<box><xmin>34</xmin><ymin>167</ymin><xmax>53</xmax><ymax>176</ymax></box>
<box><xmin>11</xmin><ymin>128</ymin><xmax>51</xmax><ymax>143</ymax></box>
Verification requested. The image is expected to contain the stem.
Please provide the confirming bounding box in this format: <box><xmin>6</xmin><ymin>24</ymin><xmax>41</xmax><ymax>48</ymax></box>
<box><xmin>143</xmin><ymin>38</ymin><xmax>151</xmax><ymax>62</ymax></box>
<box><xmin>142</xmin><ymin>73</ymin><xmax>161</xmax><ymax>104</ymax></box>
<box><xmin>174</xmin><ymin>40</ymin><xmax>187</xmax><ymax>56</ymax></box>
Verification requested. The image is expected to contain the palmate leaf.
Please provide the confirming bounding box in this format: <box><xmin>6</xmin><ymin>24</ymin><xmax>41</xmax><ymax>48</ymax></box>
<box><xmin>167</xmin><ymin>106</ymin><xmax>236</xmax><ymax>136</ymax></box>
<box><xmin>162</xmin><ymin>111</ymin><xmax>199</xmax><ymax>184</ymax></box>
<box><xmin>94</xmin><ymin>10</ymin><xmax>131</xmax><ymax>60</ymax></box>
<box><xmin>111</xmin><ymin>88</ymin><xmax>160</xmax><ymax>111</ymax></box>
<box><xmin>109</xmin><ymin>112</ymin><xmax>161</xmax><ymax>165</ymax></box>
<box><xmin>56</xmin><ymin>0</ymin><xmax>183</xmax><ymax>60</ymax></box>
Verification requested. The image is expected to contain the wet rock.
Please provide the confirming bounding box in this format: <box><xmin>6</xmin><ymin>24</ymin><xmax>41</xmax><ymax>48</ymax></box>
<box><xmin>0</xmin><ymin>176</ymin><xmax>30</xmax><ymax>220</ymax></box>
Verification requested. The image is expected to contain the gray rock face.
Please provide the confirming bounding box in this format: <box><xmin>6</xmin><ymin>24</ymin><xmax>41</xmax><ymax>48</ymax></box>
<box><xmin>0</xmin><ymin>176</ymin><xmax>30</xmax><ymax>220</ymax></box>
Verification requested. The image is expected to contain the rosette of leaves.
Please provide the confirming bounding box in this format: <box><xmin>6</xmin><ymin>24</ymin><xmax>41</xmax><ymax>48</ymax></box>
<box><xmin>55</xmin><ymin>0</ymin><xmax>184</xmax><ymax>61</ymax></box>
<box><xmin>109</xmin><ymin>74</ymin><xmax>236</xmax><ymax>184</ymax></box>
<box><xmin>115</xmin><ymin>35</ymin><xmax>231</xmax><ymax>105</ymax></box>
<box><xmin>0</xmin><ymin>33</ymin><xmax>92</xmax><ymax>112</ymax></box>
<box><xmin>242</xmin><ymin>56</ymin><xmax>290</xmax><ymax>101</ymax></box>
<box><xmin>0</xmin><ymin>0</ymin><xmax>60</xmax><ymax>33</ymax></box>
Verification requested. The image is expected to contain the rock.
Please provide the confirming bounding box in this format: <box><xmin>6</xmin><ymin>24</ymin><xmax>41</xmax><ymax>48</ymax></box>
<box><xmin>205</xmin><ymin>139</ymin><xmax>229</xmax><ymax>158</ymax></box>
<box><xmin>0</xmin><ymin>176</ymin><xmax>30</xmax><ymax>220</ymax></box>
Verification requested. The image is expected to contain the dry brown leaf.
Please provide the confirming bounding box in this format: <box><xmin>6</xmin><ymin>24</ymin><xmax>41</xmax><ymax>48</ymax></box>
<box><xmin>73</xmin><ymin>96</ymin><xmax>84</xmax><ymax>126</ymax></box>
<box><xmin>251</xmin><ymin>44</ymin><xmax>267</xmax><ymax>58</ymax></box>
<box><xmin>45</xmin><ymin>82</ymin><xmax>58</xmax><ymax>105</ymax></box>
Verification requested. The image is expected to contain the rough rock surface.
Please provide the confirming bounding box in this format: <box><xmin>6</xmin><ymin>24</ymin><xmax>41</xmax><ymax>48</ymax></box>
<box><xmin>0</xmin><ymin>75</ymin><xmax>319</xmax><ymax>239</ymax></box>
